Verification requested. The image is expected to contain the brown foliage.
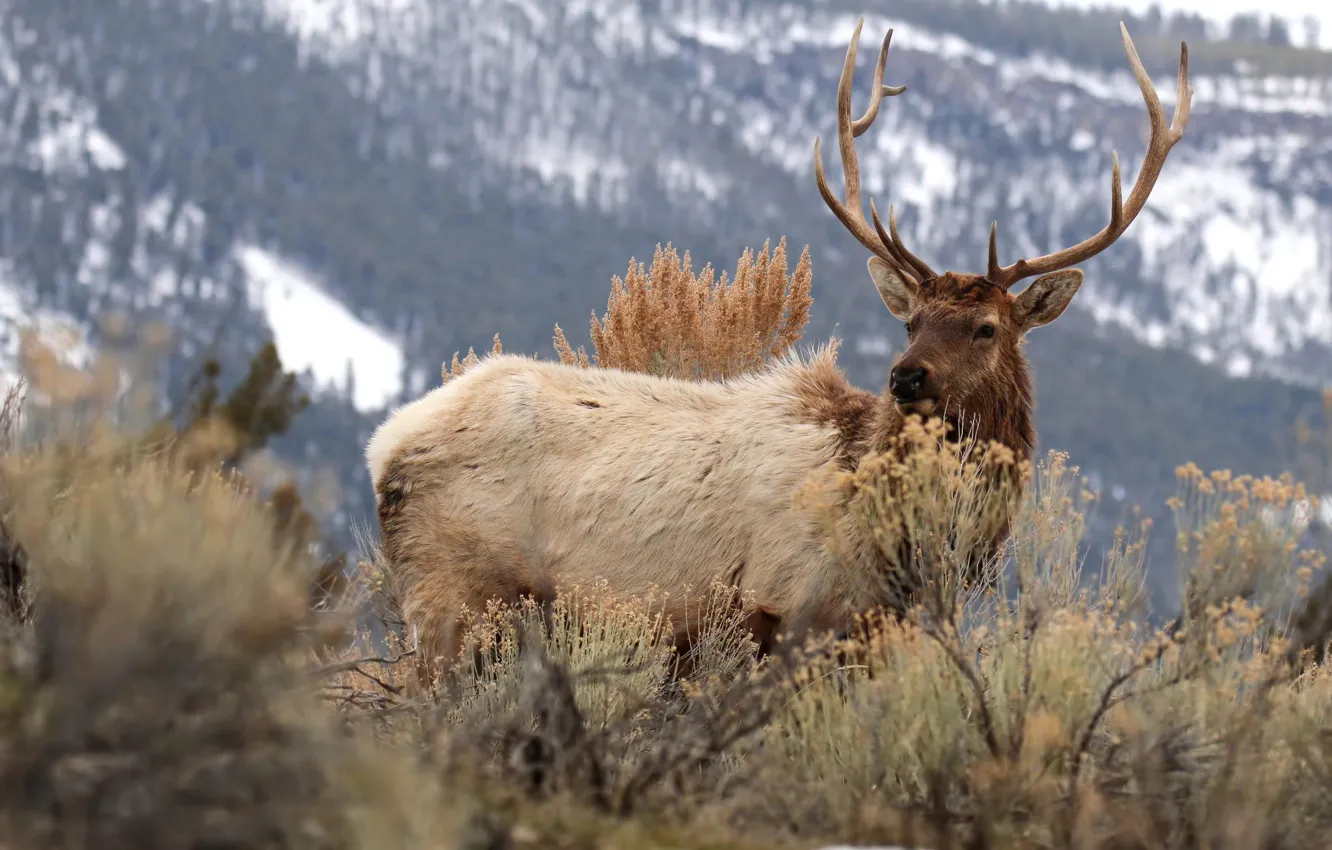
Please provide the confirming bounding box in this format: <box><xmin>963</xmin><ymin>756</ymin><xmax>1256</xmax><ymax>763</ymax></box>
<box><xmin>557</xmin><ymin>238</ymin><xmax>813</xmax><ymax>380</ymax></box>
<box><xmin>440</xmin><ymin>240</ymin><xmax>813</xmax><ymax>386</ymax></box>
<box><xmin>442</xmin><ymin>333</ymin><xmax>504</xmax><ymax>384</ymax></box>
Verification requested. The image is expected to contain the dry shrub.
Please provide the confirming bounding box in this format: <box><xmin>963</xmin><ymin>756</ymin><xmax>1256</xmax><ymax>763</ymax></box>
<box><xmin>320</xmin><ymin>572</ymin><xmax>774</xmax><ymax>826</ymax></box>
<box><xmin>0</xmin><ymin>315</ymin><xmax>443</xmax><ymax>850</ymax></box>
<box><xmin>757</xmin><ymin>449</ymin><xmax>1332</xmax><ymax>849</ymax></box>
<box><xmin>442</xmin><ymin>239</ymin><xmax>815</xmax><ymax>386</ymax></box>
<box><xmin>0</xmin><ymin>436</ymin><xmax>448</xmax><ymax>850</ymax></box>
<box><xmin>439</xmin><ymin>580</ymin><xmax>678</xmax><ymax>730</ymax></box>
<box><xmin>560</xmin><ymin>238</ymin><xmax>813</xmax><ymax>380</ymax></box>
<box><xmin>797</xmin><ymin>415</ymin><xmax>1026</xmax><ymax>622</ymax></box>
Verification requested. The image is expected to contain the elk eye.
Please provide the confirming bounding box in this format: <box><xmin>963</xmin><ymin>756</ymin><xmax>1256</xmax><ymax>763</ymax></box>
<box><xmin>974</xmin><ymin>323</ymin><xmax>996</xmax><ymax>340</ymax></box>
<box><xmin>904</xmin><ymin>321</ymin><xmax>913</xmax><ymax>336</ymax></box>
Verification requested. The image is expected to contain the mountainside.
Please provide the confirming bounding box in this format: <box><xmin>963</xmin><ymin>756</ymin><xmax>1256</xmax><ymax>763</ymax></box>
<box><xmin>0</xmin><ymin>0</ymin><xmax>1328</xmax><ymax>606</ymax></box>
<box><xmin>269</xmin><ymin>0</ymin><xmax>1332</xmax><ymax>383</ymax></box>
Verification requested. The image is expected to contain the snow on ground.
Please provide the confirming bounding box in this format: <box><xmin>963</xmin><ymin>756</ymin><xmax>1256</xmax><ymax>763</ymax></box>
<box><xmin>236</xmin><ymin>245</ymin><xmax>405</xmax><ymax>412</ymax></box>
<box><xmin>0</xmin><ymin>268</ymin><xmax>96</xmax><ymax>399</ymax></box>
<box><xmin>259</xmin><ymin>0</ymin><xmax>419</xmax><ymax>52</ymax></box>
<box><xmin>515</xmin><ymin>134</ymin><xmax>631</xmax><ymax>208</ymax></box>
<box><xmin>997</xmin><ymin>138</ymin><xmax>1331</xmax><ymax>381</ymax></box>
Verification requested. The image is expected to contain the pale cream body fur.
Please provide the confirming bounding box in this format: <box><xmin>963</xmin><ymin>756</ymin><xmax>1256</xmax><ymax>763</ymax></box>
<box><xmin>366</xmin><ymin>346</ymin><xmax>872</xmax><ymax>671</ymax></box>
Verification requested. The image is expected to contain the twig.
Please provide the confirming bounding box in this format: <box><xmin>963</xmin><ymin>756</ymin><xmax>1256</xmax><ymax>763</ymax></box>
<box><xmin>922</xmin><ymin>621</ymin><xmax>1002</xmax><ymax>759</ymax></box>
<box><xmin>1068</xmin><ymin>616</ymin><xmax>1181</xmax><ymax>790</ymax></box>
<box><xmin>314</xmin><ymin>647</ymin><xmax>417</xmax><ymax>677</ymax></box>
<box><xmin>314</xmin><ymin>648</ymin><xmax>417</xmax><ymax>696</ymax></box>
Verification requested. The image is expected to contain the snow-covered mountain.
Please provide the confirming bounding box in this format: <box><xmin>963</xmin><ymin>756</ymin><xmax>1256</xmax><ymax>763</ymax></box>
<box><xmin>266</xmin><ymin>0</ymin><xmax>1332</xmax><ymax>389</ymax></box>
<box><xmin>0</xmin><ymin>5</ymin><xmax>404</xmax><ymax>413</ymax></box>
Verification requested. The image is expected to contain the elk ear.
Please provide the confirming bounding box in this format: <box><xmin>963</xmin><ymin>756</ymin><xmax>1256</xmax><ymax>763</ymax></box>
<box><xmin>1012</xmin><ymin>269</ymin><xmax>1083</xmax><ymax>333</ymax></box>
<box><xmin>867</xmin><ymin>257</ymin><xmax>916</xmax><ymax>320</ymax></box>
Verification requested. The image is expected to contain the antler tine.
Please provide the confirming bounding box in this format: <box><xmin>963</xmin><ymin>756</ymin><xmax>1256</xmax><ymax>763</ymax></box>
<box><xmin>867</xmin><ymin>199</ymin><xmax>916</xmax><ymax>272</ymax></box>
<box><xmin>987</xmin><ymin>222</ymin><xmax>1000</xmax><ymax>281</ymax></box>
<box><xmin>813</xmin><ymin>17</ymin><xmax>927</xmax><ymax>282</ymax></box>
<box><xmin>990</xmin><ymin>24</ymin><xmax>1193</xmax><ymax>291</ymax></box>
<box><xmin>852</xmin><ymin>29</ymin><xmax>909</xmax><ymax>137</ymax></box>
<box><xmin>872</xmin><ymin>201</ymin><xmax>937</xmax><ymax>282</ymax></box>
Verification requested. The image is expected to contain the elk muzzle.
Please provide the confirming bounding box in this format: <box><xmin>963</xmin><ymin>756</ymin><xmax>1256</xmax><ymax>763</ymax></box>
<box><xmin>889</xmin><ymin>362</ymin><xmax>936</xmax><ymax>415</ymax></box>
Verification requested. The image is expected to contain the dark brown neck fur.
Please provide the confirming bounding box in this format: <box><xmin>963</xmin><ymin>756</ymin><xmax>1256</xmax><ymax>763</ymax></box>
<box><xmin>784</xmin><ymin>345</ymin><xmax>1036</xmax><ymax>640</ymax></box>
<box><xmin>867</xmin><ymin>355</ymin><xmax>1034</xmax><ymax>465</ymax></box>
<box><xmin>790</xmin><ymin>348</ymin><xmax>1034</xmax><ymax>472</ymax></box>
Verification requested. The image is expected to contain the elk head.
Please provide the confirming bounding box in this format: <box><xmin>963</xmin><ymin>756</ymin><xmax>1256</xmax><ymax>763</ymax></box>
<box><xmin>814</xmin><ymin>19</ymin><xmax>1192</xmax><ymax>423</ymax></box>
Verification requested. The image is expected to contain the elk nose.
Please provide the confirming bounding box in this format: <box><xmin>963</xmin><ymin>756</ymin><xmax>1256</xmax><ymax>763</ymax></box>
<box><xmin>890</xmin><ymin>365</ymin><xmax>928</xmax><ymax>400</ymax></box>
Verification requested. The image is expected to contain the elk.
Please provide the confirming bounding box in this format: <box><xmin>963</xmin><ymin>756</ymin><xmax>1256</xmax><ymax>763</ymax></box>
<box><xmin>366</xmin><ymin>19</ymin><xmax>1192</xmax><ymax>683</ymax></box>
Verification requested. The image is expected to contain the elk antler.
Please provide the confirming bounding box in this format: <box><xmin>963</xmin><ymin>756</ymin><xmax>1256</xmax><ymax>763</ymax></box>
<box><xmin>988</xmin><ymin>23</ymin><xmax>1193</xmax><ymax>291</ymax></box>
<box><xmin>814</xmin><ymin>18</ymin><xmax>937</xmax><ymax>286</ymax></box>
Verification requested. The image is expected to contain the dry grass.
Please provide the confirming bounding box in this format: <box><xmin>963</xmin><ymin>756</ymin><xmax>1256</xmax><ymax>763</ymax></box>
<box><xmin>796</xmin><ymin>415</ymin><xmax>1027</xmax><ymax>621</ymax></box>
<box><xmin>442</xmin><ymin>333</ymin><xmax>505</xmax><ymax>384</ymax></box>
<box><xmin>1</xmin><ymin>245</ymin><xmax>1330</xmax><ymax>849</ymax></box>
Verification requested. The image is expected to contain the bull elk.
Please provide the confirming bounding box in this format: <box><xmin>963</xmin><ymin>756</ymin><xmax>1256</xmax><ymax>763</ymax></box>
<box><xmin>366</xmin><ymin>19</ymin><xmax>1192</xmax><ymax>683</ymax></box>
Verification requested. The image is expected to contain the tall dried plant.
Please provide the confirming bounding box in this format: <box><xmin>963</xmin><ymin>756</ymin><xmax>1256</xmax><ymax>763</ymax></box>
<box><xmin>442</xmin><ymin>334</ymin><xmax>504</xmax><ymax>384</ymax></box>
<box><xmin>554</xmin><ymin>238</ymin><xmax>814</xmax><ymax>381</ymax></box>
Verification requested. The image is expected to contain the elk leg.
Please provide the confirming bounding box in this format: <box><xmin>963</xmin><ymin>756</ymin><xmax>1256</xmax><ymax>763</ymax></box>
<box><xmin>398</xmin><ymin>535</ymin><xmax>539</xmax><ymax>695</ymax></box>
<box><xmin>744</xmin><ymin>609</ymin><xmax>782</xmax><ymax>658</ymax></box>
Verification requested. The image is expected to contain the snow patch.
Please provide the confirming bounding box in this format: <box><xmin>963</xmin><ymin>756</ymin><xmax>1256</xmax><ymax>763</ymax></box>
<box><xmin>1054</xmin><ymin>1</ymin><xmax>1332</xmax><ymax>51</ymax></box>
<box><xmin>24</xmin><ymin>97</ymin><xmax>127</xmax><ymax>175</ymax></box>
<box><xmin>1121</xmin><ymin>143</ymin><xmax>1332</xmax><ymax>361</ymax></box>
<box><xmin>259</xmin><ymin>0</ymin><xmax>419</xmax><ymax>48</ymax></box>
<box><xmin>514</xmin><ymin>134</ymin><xmax>631</xmax><ymax>207</ymax></box>
<box><xmin>236</xmin><ymin>245</ymin><xmax>405</xmax><ymax>412</ymax></box>
<box><xmin>855</xmin><ymin>334</ymin><xmax>893</xmax><ymax>358</ymax></box>
<box><xmin>658</xmin><ymin>157</ymin><xmax>729</xmax><ymax>202</ymax></box>
<box><xmin>86</xmin><ymin>129</ymin><xmax>128</xmax><ymax>171</ymax></box>
<box><xmin>0</xmin><ymin>268</ymin><xmax>93</xmax><ymax>397</ymax></box>
<box><xmin>1070</xmin><ymin>128</ymin><xmax>1096</xmax><ymax>151</ymax></box>
<box><xmin>865</xmin><ymin>122</ymin><xmax>959</xmax><ymax>210</ymax></box>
